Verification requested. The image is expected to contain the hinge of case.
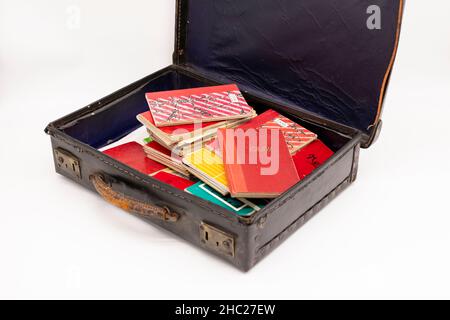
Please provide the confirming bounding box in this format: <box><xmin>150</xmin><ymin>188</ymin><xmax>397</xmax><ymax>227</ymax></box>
<box><xmin>54</xmin><ymin>148</ymin><xmax>81</xmax><ymax>180</ymax></box>
<box><xmin>200</xmin><ymin>223</ymin><xmax>235</xmax><ymax>258</ymax></box>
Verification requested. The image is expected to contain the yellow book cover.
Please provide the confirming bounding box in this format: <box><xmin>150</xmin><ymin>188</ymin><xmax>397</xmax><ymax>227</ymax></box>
<box><xmin>183</xmin><ymin>148</ymin><xmax>229</xmax><ymax>193</ymax></box>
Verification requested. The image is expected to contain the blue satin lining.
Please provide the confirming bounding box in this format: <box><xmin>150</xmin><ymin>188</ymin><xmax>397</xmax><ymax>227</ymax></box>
<box><xmin>62</xmin><ymin>70</ymin><xmax>350</xmax><ymax>151</ymax></box>
<box><xmin>183</xmin><ymin>0</ymin><xmax>400</xmax><ymax>133</ymax></box>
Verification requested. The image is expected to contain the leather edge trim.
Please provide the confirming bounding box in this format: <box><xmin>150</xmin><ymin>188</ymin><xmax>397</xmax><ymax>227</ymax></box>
<box><xmin>173</xmin><ymin>0</ymin><xmax>188</xmax><ymax>64</ymax></box>
<box><xmin>174</xmin><ymin>1</ymin><xmax>405</xmax><ymax>144</ymax></box>
<box><xmin>371</xmin><ymin>0</ymin><xmax>405</xmax><ymax>129</ymax></box>
<box><xmin>249</xmin><ymin>134</ymin><xmax>361</xmax><ymax>224</ymax></box>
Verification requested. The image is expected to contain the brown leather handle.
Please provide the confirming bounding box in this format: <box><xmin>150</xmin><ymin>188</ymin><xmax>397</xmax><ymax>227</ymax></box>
<box><xmin>90</xmin><ymin>174</ymin><xmax>179</xmax><ymax>222</ymax></box>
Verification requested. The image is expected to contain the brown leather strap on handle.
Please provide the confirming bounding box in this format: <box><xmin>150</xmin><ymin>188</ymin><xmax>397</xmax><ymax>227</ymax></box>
<box><xmin>90</xmin><ymin>174</ymin><xmax>179</xmax><ymax>222</ymax></box>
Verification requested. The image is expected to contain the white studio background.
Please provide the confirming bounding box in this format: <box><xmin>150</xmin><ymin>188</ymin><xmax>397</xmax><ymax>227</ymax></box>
<box><xmin>1</xmin><ymin>1</ymin><xmax>450</xmax><ymax>299</ymax></box>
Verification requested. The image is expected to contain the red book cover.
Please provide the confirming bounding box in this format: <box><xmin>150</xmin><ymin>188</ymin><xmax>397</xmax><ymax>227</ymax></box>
<box><xmin>292</xmin><ymin>140</ymin><xmax>334</xmax><ymax>179</ymax></box>
<box><xmin>219</xmin><ymin>128</ymin><xmax>300</xmax><ymax>198</ymax></box>
<box><xmin>143</xmin><ymin>141</ymin><xmax>190</xmax><ymax>176</ymax></box>
<box><xmin>146</xmin><ymin>84</ymin><xmax>254</xmax><ymax>127</ymax></box>
<box><xmin>237</xmin><ymin>109</ymin><xmax>317</xmax><ymax>154</ymax></box>
<box><xmin>145</xmin><ymin>140</ymin><xmax>172</xmax><ymax>157</ymax></box>
<box><xmin>103</xmin><ymin>142</ymin><xmax>166</xmax><ymax>175</ymax></box>
<box><xmin>138</xmin><ymin>111</ymin><xmax>220</xmax><ymax>135</ymax></box>
<box><xmin>151</xmin><ymin>170</ymin><xmax>195</xmax><ymax>191</ymax></box>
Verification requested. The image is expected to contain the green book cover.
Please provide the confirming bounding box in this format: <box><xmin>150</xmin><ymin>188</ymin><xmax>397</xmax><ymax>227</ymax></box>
<box><xmin>143</xmin><ymin>137</ymin><xmax>153</xmax><ymax>144</ymax></box>
<box><xmin>186</xmin><ymin>182</ymin><xmax>268</xmax><ymax>216</ymax></box>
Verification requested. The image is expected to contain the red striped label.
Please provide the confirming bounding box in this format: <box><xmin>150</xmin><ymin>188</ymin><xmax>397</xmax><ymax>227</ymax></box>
<box><xmin>261</xmin><ymin>117</ymin><xmax>317</xmax><ymax>153</ymax></box>
<box><xmin>238</xmin><ymin>109</ymin><xmax>318</xmax><ymax>154</ymax></box>
<box><xmin>146</xmin><ymin>85</ymin><xmax>253</xmax><ymax>126</ymax></box>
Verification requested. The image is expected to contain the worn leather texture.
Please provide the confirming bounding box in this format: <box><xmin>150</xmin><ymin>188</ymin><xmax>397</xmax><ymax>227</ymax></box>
<box><xmin>46</xmin><ymin>66</ymin><xmax>361</xmax><ymax>271</ymax></box>
<box><xmin>90</xmin><ymin>173</ymin><xmax>179</xmax><ymax>222</ymax></box>
<box><xmin>45</xmin><ymin>0</ymin><xmax>404</xmax><ymax>270</ymax></box>
<box><xmin>176</xmin><ymin>0</ymin><xmax>403</xmax><ymax>139</ymax></box>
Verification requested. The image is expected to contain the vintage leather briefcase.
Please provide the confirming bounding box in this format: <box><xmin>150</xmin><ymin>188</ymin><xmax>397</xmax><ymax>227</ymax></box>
<box><xmin>45</xmin><ymin>0</ymin><xmax>404</xmax><ymax>271</ymax></box>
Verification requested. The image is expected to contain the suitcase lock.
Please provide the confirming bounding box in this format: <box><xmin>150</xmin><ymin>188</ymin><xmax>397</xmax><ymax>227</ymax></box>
<box><xmin>200</xmin><ymin>223</ymin><xmax>235</xmax><ymax>258</ymax></box>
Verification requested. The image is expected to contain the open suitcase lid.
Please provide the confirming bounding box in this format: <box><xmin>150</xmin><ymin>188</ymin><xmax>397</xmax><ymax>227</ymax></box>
<box><xmin>174</xmin><ymin>0</ymin><xmax>404</xmax><ymax>146</ymax></box>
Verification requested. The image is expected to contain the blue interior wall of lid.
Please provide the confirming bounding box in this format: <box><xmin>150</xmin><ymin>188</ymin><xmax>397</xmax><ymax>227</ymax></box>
<box><xmin>61</xmin><ymin>71</ymin><xmax>208</xmax><ymax>149</ymax></box>
<box><xmin>61</xmin><ymin>69</ymin><xmax>350</xmax><ymax>151</ymax></box>
<box><xmin>183</xmin><ymin>0</ymin><xmax>400</xmax><ymax>133</ymax></box>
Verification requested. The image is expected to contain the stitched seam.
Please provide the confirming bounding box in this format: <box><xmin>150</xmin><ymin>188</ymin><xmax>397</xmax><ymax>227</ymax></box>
<box><xmin>176</xmin><ymin>0</ymin><xmax>182</xmax><ymax>63</ymax></box>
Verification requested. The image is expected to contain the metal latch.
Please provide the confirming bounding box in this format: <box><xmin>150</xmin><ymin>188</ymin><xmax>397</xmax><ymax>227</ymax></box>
<box><xmin>54</xmin><ymin>148</ymin><xmax>81</xmax><ymax>180</ymax></box>
<box><xmin>200</xmin><ymin>223</ymin><xmax>235</xmax><ymax>258</ymax></box>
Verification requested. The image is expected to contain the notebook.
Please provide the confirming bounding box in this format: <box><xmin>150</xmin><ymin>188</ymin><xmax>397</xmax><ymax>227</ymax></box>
<box><xmin>143</xmin><ymin>141</ymin><xmax>190</xmax><ymax>177</ymax></box>
<box><xmin>146</xmin><ymin>84</ymin><xmax>255</xmax><ymax>127</ymax></box>
<box><xmin>237</xmin><ymin>109</ymin><xmax>317</xmax><ymax>154</ymax></box>
<box><xmin>102</xmin><ymin>142</ymin><xmax>166</xmax><ymax>175</ymax></box>
<box><xmin>186</xmin><ymin>182</ymin><xmax>268</xmax><ymax>216</ymax></box>
<box><xmin>182</xmin><ymin>148</ymin><xmax>229</xmax><ymax>195</ymax></box>
<box><xmin>137</xmin><ymin>111</ymin><xmax>225</xmax><ymax>146</ymax></box>
<box><xmin>151</xmin><ymin>169</ymin><xmax>196</xmax><ymax>191</ymax></box>
<box><xmin>292</xmin><ymin>140</ymin><xmax>335</xmax><ymax>180</ymax></box>
<box><xmin>219</xmin><ymin>128</ymin><xmax>300</xmax><ymax>198</ymax></box>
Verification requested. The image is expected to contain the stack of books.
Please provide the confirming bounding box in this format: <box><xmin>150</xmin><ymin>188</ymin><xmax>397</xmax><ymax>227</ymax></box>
<box><xmin>183</xmin><ymin>147</ymin><xmax>229</xmax><ymax>195</ymax></box>
<box><xmin>137</xmin><ymin>84</ymin><xmax>257</xmax><ymax>156</ymax></box>
<box><xmin>143</xmin><ymin>140</ymin><xmax>190</xmax><ymax>177</ymax></box>
<box><xmin>101</xmin><ymin>84</ymin><xmax>335</xmax><ymax>216</ymax></box>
